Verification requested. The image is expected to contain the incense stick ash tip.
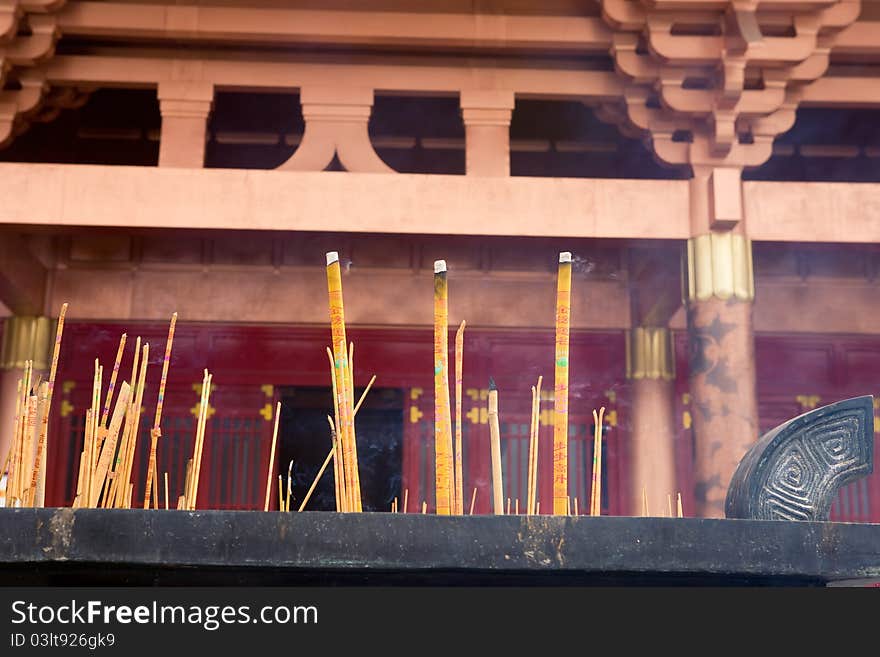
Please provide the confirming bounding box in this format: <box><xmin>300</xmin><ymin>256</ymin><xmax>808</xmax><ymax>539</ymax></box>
<box><xmin>434</xmin><ymin>260</ymin><xmax>447</xmax><ymax>273</ymax></box>
<box><xmin>559</xmin><ymin>252</ymin><xmax>572</xmax><ymax>263</ymax></box>
<box><xmin>326</xmin><ymin>251</ymin><xmax>339</xmax><ymax>265</ymax></box>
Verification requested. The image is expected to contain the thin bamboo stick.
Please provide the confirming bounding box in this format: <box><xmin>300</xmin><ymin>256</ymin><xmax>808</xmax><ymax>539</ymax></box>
<box><xmin>101</xmin><ymin>333</ymin><xmax>127</xmax><ymax>428</ymax></box>
<box><xmin>28</xmin><ymin>304</ymin><xmax>67</xmax><ymax>507</ymax></box>
<box><xmin>352</xmin><ymin>375</ymin><xmax>377</xmax><ymax>417</ymax></box>
<box><xmin>642</xmin><ymin>486</ymin><xmax>649</xmax><ymax>517</ymax></box>
<box><xmin>421</xmin><ymin>501</ymin><xmax>427</xmax><ymax>514</ymax></box>
<box><xmin>346</xmin><ymin>341</ymin><xmax>362</xmax><ymax>510</ymax></box>
<box><xmin>278</xmin><ymin>475</ymin><xmax>284</xmax><ymax>512</ymax></box>
<box><xmin>515</xmin><ymin>498</ymin><xmax>519</xmax><ymax>515</ymax></box>
<box><xmin>188</xmin><ymin>370</ymin><xmax>211</xmax><ymax>510</ymax></box>
<box><xmin>298</xmin><ymin>431</ymin><xmax>337</xmax><ymax>512</ymax></box>
<box><xmin>90</xmin><ymin>381</ymin><xmax>130</xmax><ymax>506</ymax></box>
<box><xmin>403</xmin><ymin>488</ymin><xmax>409</xmax><ymax>514</ymax></box>
<box><xmin>432</xmin><ymin>260</ymin><xmax>453</xmax><ymax>515</ymax></box>
<box><xmin>507</xmin><ymin>497</ymin><xmax>511</xmax><ymax>515</ymax></box>
<box><xmin>286</xmin><ymin>459</ymin><xmax>294</xmax><ymax>512</ymax></box>
<box><xmin>594</xmin><ymin>406</ymin><xmax>605</xmax><ymax>517</ymax></box>
<box><xmin>488</xmin><ymin>379</ymin><xmax>503</xmax><ymax>515</ymax></box>
<box><xmin>164</xmin><ymin>472</ymin><xmax>169</xmax><ymax>510</ymax></box>
<box><xmin>263</xmin><ymin>401</ymin><xmax>281</xmax><ymax>512</ymax></box>
<box><xmin>469</xmin><ymin>487</ymin><xmax>477</xmax><ymax>515</ymax></box>
<box><xmin>453</xmin><ymin>319</ymin><xmax>466</xmax><ymax>515</ymax></box>
<box><xmin>677</xmin><ymin>492</ymin><xmax>683</xmax><ymax>518</ymax></box>
<box><xmin>144</xmin><ymin>313</ymin><xmax>177</xmax><ymax>509</ymax></box>
<box><xmin>553</xmin><ymin>252</ymin><xmax>572</xmax><ymax>516</ymax></box>
<box><xmin>573</xmin><ymin>497</ymin><xmax>578</xmax><ymax>516</ymax></box>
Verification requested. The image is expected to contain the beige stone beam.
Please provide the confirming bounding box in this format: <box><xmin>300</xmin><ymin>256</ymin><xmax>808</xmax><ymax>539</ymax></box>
<box><xmin>0</xmin><ymin>163</ymin><xmax>690</xmax><ymax>239</ymax></box>
<box><xmin>835</xmin><ymin>21</ymin><xmax>880</xmax><ymax>54</ymax></box>
<box><xmin>801</xmin><ymin>76</ymin><xmax>880</xmax><ymax>106</ymax></box>
<box><xmin>0</xmin><ymin>232</ymin><xmax>47</xmax><ymax>315</ymax></box>
<box><xmin>744</xmin><ymin>181</ymin><xmax>880</xmax><ymax>243</ymax></box>
<box><xmin>48</xmin><ymin>266</ymin><xmax>629</xmax><ymax>329</ymax></box>
<box><xmin>42</xmin><ymin>55</ymin><xmax>624</xmax><ymax>100</ymax></box>
<box><xmin>56</xmin><ymin>2</ymin><xmax>614</xmax><ymax>53</ymax></box>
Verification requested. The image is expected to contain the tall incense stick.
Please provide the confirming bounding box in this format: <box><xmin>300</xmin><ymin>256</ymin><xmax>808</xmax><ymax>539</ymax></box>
<box><xmin>101</xmin><ymin>333</ymin><xmax>127</xmax><ymax>428</ymax></box>
<box><xmin>263</xmin><ymin>401</ymin><xmax>281</xmax><ymax>512</ymax></box>
<box><xmin>433</xmin><ymin>260</ymin><xmax>453</xmax><ymax>515</ymax></box>
<box><xmin>28</xmin><ymin>303</ymin><xmax>68</xmax><ymax>507</ymax></box>
<box><xmin>553</xmin><ymin>252</ymin><xmax>572</xmax><ymax>515</ymax></box>
<box><xmin>145</xmin><ymin>313</ymin><xmax>177</xmax><ymax>509</ymax></box>
<box><xmin>488</xmin><ymin>378</ymin><xmax>503</xmax><ymax>515</ymax></box>
<box><xmin>453</xmin><ymin>320</ymin><xmax>466</xmax><ymax>515</ymax></box>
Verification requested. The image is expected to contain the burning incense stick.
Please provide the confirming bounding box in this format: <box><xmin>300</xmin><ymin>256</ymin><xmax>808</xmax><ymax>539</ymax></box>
<box><xmin>553</xmin><ymin>252</ymin><xmax>572</xmax><ymax>516</ymax></box>
<box><xmin>488</xmin><ymin>378</ymin><xmax>503</xmax><ymax>515</ymax></box>
<box><xmin>263</xmin><ymin>401</ymin><xmax>281</xmax><ymax>512</ymax></box>
<box><xmin>454</xmin><ymin>320</ymin><xmax>466</xmax><ymax>515</ymax></box>
<box><xmin>433</xmin><ymin>260</ymin><xmax>454</xmax><ymax>516</ymax></box>
<box><xmin>469</xmin><ymin>487</ymin><xmax>477</xmax><ymax>515</ymax></box>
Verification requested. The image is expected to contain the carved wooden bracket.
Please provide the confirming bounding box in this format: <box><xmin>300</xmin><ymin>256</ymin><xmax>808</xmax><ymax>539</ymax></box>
<box><xmin>276</xmin><ymin>86</ymin><xmax>393</xmax><ymax>173</ymax></box>
<box><xmin>600</xmin><ymin>0</ymin><xmax>861</xmax><ymax>168</ymax></box>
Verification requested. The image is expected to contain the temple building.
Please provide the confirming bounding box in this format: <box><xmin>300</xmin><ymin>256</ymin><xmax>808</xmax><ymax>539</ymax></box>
<box><xmin>0</xmin><ymin>0</ymin><xmax>879</xmax><ymax>519</ymax></box>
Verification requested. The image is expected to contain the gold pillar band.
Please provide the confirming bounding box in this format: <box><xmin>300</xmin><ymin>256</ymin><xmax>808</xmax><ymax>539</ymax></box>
<box><xmin>685</xmin><ymin>232</ymin><xmax>754</xmax><ymax>302</ymax></box>
<box><xmin>0</xmin><ymin>316</ymin><xmax>54</xmax><ymax>371</ymax></box>
<box><xmin>626</xmin><ymin>327</ymin><xmax>674</xmax><ymax>381</ymax></box>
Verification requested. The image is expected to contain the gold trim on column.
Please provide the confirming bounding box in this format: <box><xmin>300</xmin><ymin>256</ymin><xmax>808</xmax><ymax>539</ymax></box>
<box><xmin>0</xmin><ymin>316</ymin><xmax>54</xmax><ymax>371</ymax></box>
<box><xmin>686</xmin><ymin>232</ymin><xmax>754</xmax><ymax>302</ymax></box>
<box><xmin>625</xmin><ymin>327</ymin><xmax>675</xmax><ymax>380</ymax></box>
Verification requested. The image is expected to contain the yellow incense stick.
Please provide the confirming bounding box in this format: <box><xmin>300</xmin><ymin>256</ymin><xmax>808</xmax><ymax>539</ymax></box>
<box><xmin>144</xmin><ymin>313</ymin><xmax>177</xmax><ymax>509</ymax></box>
<box><xmin>677</xmin><ymin>492</ymin><xmax>683</xmax><ymax>518</ymax></box>
<box><xmin>326</xmin><ymin>350</ymin><xmax>345</xmax><ymax>512</ymax></box>
<box><xmin>28</xmin><ymin>304</ymin><xmax>67</xmax><ymax>507</ymax></box>
<box><xmin>278</xmin><ymin>475</ymin><xmax>284</xmax><ymax>512</ymax></box>
<box><xmin>101</xmin><ymin>333</ymin><xmax>127</xmax><ymax>428</ymax></box>
<box><xmin>642</xmin><ymin>486</ymin><xmax>649</xmax><ymax>517</ymax></box>
<box><xmin>263</xmin><ymin>401</ymin><xmax>281</xmax><ymax>512</ymax></box>
<box><xmin>421</xmin><ymin>501</ymin><xmax>427</xmax><ymax>514</ymax></box>
<box><xmin>573</xmin><ymin>497</ymin><xmax>578</xmax><ymax>516</ymax></box>
<box><xmin>353</xmin><ymin>375</ymin><xmax>377</xmax><ymax>417</ymax></box>
<box><xmin>507</xmin><ymin>497</ymin><xmax>511</xmax><ymax>515</ymax></box>
<box><xmin>469</xmin><ymin>487</ymin><xmax>477</xmax><ymax>515</ymax></box>
<box><xmin>553</xmin><ymin>252</ymin><xmax>572</xmax><ymax>515</ymax></box>
<box><xmin>667</xmin><ymin>493</ymin><xmax>673</xmax><ymax>518</ymax></box>
<box><xmin>286</xmin><ymin>459</ymin><xmax>294</xmax><ymax>512</ymax></box>
<box><xmin>403</xmin><ymin>488</ymin><xmax>409</xmax><ymax>513</ymax></box>
<box><xmin>488</xmin><ymin>379</ymin><xmax>503</xmax><ymax>515</ymax></box>
<box><xmin>164</xmin><ymin>472</ymin><xmax>169</xmax><ymax>510</ymax></box>
<box><xmin>453</xmin><ymin>320</ymin><xmax>466</xmax><ymax>515</ymax></box>
<box><xmin>433</xmin><ymin>260</ymin><xmax>453</xmax><ymax>515</ymax></box>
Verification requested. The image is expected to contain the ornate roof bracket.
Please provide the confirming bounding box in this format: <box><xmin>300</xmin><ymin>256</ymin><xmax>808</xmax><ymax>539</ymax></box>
<box><xmin>601</xmin><ymin>0</ymin><xmax>861</xmax><ymax>170</ymax></box>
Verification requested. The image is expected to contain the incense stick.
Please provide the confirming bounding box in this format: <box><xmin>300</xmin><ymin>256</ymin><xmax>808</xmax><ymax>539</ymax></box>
<box><xmin>453</xmin><ymin>320</ymin><xmax>466</xmax><ymax>515</ymax></box>
<box><xmin>677</xmin><ymin>492</ymin><xmax>683</xmax><ymax>518</ymax></box>
<box><xmin>144</xmin><ymin>314</ymin><xmax>177</xmax><ymax>509</ymax></box>
<box><xmin>433</xmin><ymin>260</ymin><xmax>454</xmax><ymax>516</ymax></box>
<box><xmin>488</xmin><ymin>378</ymin><xmax>503</xmax><ymax>515</ymax></box>
<box><xmin>469</xmin><ymin>487</ymin><xmax>477</xmax><ymax>515</ymax></box>
<box><xmin>642</xmin><ymin>486</ymin><xmax>649</xmax><ymax>517</ymax></box>
<box><xmin>101</xmin><ymin>333</ymin><xmax>127</xmax><ymax>428</ymax></box>
<box><xmin>286</xmin><ymin>460</ymin><xmax>294</xmax><ymax>512</ymax></box>
<box><xmin>352</xmin><ymin>375</ymin><xmax>377</xmax><ymax>417</ymax></box>
<box><xmin>421</xmin><ymin>501</ymin><xmax>427</xmax><ymax>514</ymax></box>
<box><xmin>263</xmin><ymin>401</ymin><xmax>281</xmax><ymax>512</ymax></box>
<box><xmin>326</xmin><ymin>349</ymin><xmax>345</xmax><ymax>512</ymax></box>
<box><xmin>553</xmin><ymin>252</ymin><xmax>572</xmax><ymax>516</ymax></box>
<box><xmin>164</xmin><ymin>471</ymin><xmax>169</xmax><ymax>510</ymax></box>
<box><xmin>299</xmin><ymin>435</ymin><xmax>337</xmax><ymax>512</ymax></box>
<box><xmin>667</xmin><ymin>493</ymin><xmax>673</xmax><ymax>518</ymax></box>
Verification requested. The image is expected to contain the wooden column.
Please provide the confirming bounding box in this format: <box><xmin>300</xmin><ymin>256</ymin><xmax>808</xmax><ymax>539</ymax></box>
<box><xmin>686</xmin><ymin>167</ymin><xmax>758</xmax><ymax>518</ymax></box>
<box><xmin>626</xmin><ymin>327</ymin><xmax>677</xmax><ymax>516</ymax></box>
<box><xmin>460</xmin><ymin>90</ymin><xmax>514</xmax><ymax>177</ymax></box>
<box><xmin>157</xmin><ymin>81</ymin><xmax>214</xmax><ymax>168</ymax></box>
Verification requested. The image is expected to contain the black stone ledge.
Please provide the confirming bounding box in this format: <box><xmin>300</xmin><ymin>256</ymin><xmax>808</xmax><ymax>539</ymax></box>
<box><xmin>1</xmin><ymin>508</ymin><xmax>879</xmax><ymax>586</ymax></box>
